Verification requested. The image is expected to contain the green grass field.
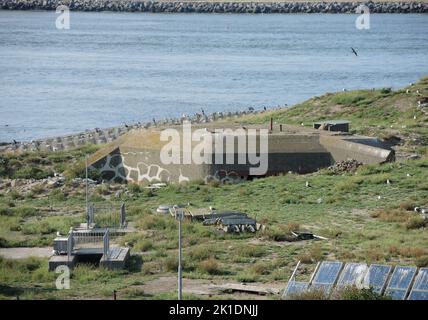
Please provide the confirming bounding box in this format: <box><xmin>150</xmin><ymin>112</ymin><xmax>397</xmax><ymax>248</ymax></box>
<box><xmin>0</xmin><ymin>77</ymin><xmax>427</xmax><ymax>300</ymax></box>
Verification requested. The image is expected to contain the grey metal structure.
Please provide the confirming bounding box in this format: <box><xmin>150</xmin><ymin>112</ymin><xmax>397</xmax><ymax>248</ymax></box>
<box><xmin>283</xmin><ymin>282</ymin><xmax>309</xmax><ymax>298</ymax></box>
<box><xmin>310</xmin><ymin>261</ymin><xmax>344</xmax><ymax>294</ymax></box>
<box><xmin>336</xmin><ymin>263</ymin><xmax>368</xmax><ymax>288</ymax></box>
<box><xmin>49</xmin><ymin>225</ymin><xmax>129</xmax><ymax>271</ymax></box>
<box><xmin>363</xmin><ymin>264</ymin><xmax>392</xmax><ymax>294</ymax></box>
<box><xmin>67</xmin><ymin>233</ymin><xmax>73</xmax><ymax>263</ymax></box>
<box><xmin>173</xmin><ymin>206</ymin><xmax>185</xmax><ymax>301</ymax></box>
<box><xmin>408</xmin><ymin>268</ymin><xmax>428</xmax><ymax>300</ymax></box>
<box><xmin>88</xmin><ymin>202</ymin><xmax>127</xmax><ymax>229</ymax></box>
<box><xmin>103</xmin><ymin>229</ymin><xmax>110</xmax><ymax>259</ymax></box>
<box><xmin>385</xmin><ymin>266</ymin><xmax>417</xmax><ymax>300</ymax></box>
<box><xmin>283</xmin><ymin>261</ymin><xmax>428</xmax><ymax>300</ymax></box>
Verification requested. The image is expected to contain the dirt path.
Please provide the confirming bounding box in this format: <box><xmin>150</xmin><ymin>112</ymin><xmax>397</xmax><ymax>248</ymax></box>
<box><xmin>0</xmin><ymin>247</ymin><xmax>52</xmax><ymax>259</ymax></box>
<box><xmin>133</xmin><ymin>275</ymin><xmax>285</xmax><ymax>299</ymax></box>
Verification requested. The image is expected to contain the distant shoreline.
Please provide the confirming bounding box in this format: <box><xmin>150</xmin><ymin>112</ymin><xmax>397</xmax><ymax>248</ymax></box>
<box><xmin>1</xmin><ymin>0</ymin><xmax>428</xmax><ymax>13</ymax></box>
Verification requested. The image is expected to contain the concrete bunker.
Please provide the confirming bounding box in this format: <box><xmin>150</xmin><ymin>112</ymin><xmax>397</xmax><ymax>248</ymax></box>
<box><xmin>87</xmin><ymin>121</ymin><xmax>394</xmax><ymax>184</ymax></box>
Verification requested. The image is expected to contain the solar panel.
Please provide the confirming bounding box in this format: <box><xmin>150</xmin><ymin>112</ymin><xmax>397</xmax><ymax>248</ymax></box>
<box><xmin>311</xmin><ymin>261</ymin><xmax>343</xmax><ymax>294</ymax></box>
<box><xmin>363</xmin><ymin>264</ymin><xmax>392</xmax><ymax>294</ymax></box>
<box><xmin>283</xmin><ymin>281</ymin><xmax>309</xmax><ymax>298</ymax></box>
<box><xmin>408</xmin><ymin>268</ymin><xmax>428</xmax><ymax>300</ymax></box>
<box><xmin>385</xmin><ymin>266</ymin><xmax>417</xmax><ymax>300</ymax></box>
<box><xmin>408</xmin><ymin>291</ymin><xmax>428</xmax><ymax>300</ymax></box>
<box><xmin>337</xmin><ymin>263</ymin><xmax>368</xmax><ymax>288</ymax></box>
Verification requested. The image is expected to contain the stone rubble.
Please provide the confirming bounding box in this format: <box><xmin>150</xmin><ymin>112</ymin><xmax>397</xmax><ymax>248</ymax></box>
<box><xmin>327</xmin><ymin>159</ymin><xmax>363</xmax><ymax>173</ymax></box>
<box><xmin>1</xmin><ymin>0</ymin><xmax>427</xmax><ymax>13</ymax></box>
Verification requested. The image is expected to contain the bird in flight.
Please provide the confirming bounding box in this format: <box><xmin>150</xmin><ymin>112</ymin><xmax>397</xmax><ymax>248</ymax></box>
<box><xmin>351</xmin><ymin>47</ymin><xmax>358</xmax><ymax>56</ymax></box>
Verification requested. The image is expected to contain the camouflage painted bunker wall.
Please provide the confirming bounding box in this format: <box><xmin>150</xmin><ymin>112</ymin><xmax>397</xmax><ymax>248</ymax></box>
<box><xmin>88</xmin><ymin>123</ymin><xmax>394</xmax><ymax>184</ymax></box>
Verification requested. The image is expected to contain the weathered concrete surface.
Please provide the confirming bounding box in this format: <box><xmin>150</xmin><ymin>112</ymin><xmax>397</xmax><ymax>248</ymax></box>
<box><xmin>99</xmin><ymin>247</ymin><xmax>130</xmax><ymax>269</ymax></box>
<box><xmin>1</xmin><ymin>0</ymin><xmax>427</xmax><ymax>13</ymax></box>
<box><xmin>320</xmin><ymin>134</ymin><xmax>395</xmax><ymax>164</ymax></box>
<box><xmin>88</xmin><ymin>123</ymin><xmax>393</xmax><ymax>183</ymax></box>
<box><xmin>48</xmin><ymin>254</ymin><xmax>76</xmax><ymax>271</ymax></box>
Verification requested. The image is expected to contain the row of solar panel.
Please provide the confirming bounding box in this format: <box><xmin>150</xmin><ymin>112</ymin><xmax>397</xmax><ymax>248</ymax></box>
<box><xmin>283</xmin><ymin>261</ymin><xmax>428</xmax><ymax>300</ymax></box>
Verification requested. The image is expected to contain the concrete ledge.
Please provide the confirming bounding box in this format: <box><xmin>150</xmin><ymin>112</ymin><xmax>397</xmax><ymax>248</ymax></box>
<box><xmin>48</xmin><ymin>255</ymin><xmax>76</xmax><ymax>271</ymax></box>
<box><xmin>100</xmin><ymin>247</ymin><xmax>130</xmax><ymax>270</ymax></box>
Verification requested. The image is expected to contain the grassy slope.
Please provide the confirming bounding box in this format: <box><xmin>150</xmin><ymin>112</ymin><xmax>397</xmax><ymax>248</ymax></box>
<box><xmin>1</xmin><ymin>78</ymin><xmax>428</xmax><ymax>300</ymax></box>
<box><xmin>235</xmin><ymin>76</ymin><xmax>428</xmax><ymax>157</ymax></box>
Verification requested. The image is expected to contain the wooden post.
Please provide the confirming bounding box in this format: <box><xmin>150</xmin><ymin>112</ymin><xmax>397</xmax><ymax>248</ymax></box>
<box><xmin>280</xmin><ymin>124</ymin><xmax>283</xmax><ymax>132</ymax></box>
<box><xmin>269</xmin><ymin>117</ymin><xmax>273</xmax><ymax>131</ymax></box>
<box><xmin>113</xmin><ymin>290</ymin><xmax>117</xmax><ymax>300</ymax></box>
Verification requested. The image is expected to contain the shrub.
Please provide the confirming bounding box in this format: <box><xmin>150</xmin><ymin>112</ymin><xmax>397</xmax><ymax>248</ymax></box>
<box><xmin>189</xmin><ymin>245</ymin><xmax>214</xmax><ymax>261</ymax></box>
<box><xmin>9</xmin><ymin>190</ymin><xmax>23</xmax><ymax>200</ymax></box>
<box><xmin>134</xmin><ymin>239</ymin><xmax>154</xmax><ymax>252</ymax></box>
<box><xmin>13</xmin><ymin>206</ymin><xmax>39</xmax><ymax>217</ymax></box>
<box><xmin>415</xmin><ymin>256</ymin><xmax>428</xmax><ymax>268</ymax></box>
<box><xmin>287</xmin><ymin>289</ymin><xmax>327</xmax><ymax>300</ymax></box>
<box><xmin>13</xmin><ymin>166</ymin><xmax>53</xmax><ymax>180</ymax></box>
<box><xmin>0</xmin><ymin>206</ymin><xmax>12</xmax><ymax>216</ymax></box>
<box><xmin>198</xmin><ymin>258</ymin><xmax>221</xmax><ymax>275</ymax></box>
<box><xmin>251</xmin><ymin>262</ymin><xmax>271</xmax><ymax>275</ymax></box>
<box><xmin>128</xmin><ymin>183</ymin><xmax>142</xmax><ymax>194</ymax></box>
<box><xmin>264</xmin><ymin>224</ymin><xmax>298</xmax><ymax>242</ymax></box>
<box><xmin>0</xmin><ymin>237</ymin><xmax>10</xmax><ymax>248</ymax></box>
<box><xmin>399</xmin><ymin>247</ymin><xmax>426</xmax><ymax>258</ymax></box>
<box><xmin>21</xmin><ymin>221</ymin><xmax>55</xmax><ymax>235</ymax></box>
<box><xmin>236</xmin><ymin>272</ymin><xmax>258</xmax><ymax>283</ymax></box>
<box><xmin>31</xmin><ymin>184</ymin><xmax>45</xmax><ymax>195</ymax></box>
<box><xmin>370</xmin><ymin>209</ymin><xmax>410</xmax><ymax>223</ymax></box>
<box><xmin>399</xmin><ymin>201</ymin><xmax>415</xmax><ymax>211</ymax></box>
<box><xmin>64</xmin><ymin>162</ymin><xmax>101</xmax><ymax>181</ymax></box>
<box><xmin>405</xmin><ymin>216</ymin><xmax>427</xmax><ymax>230</ymax></box>
<box><xmin>138</xmin><ymin>215</ymin><xmax>175</xmax><ymax>231</ymax></box>
<box><xmin>380</xmin><ymin>87</ymin><xmax>392</xmax><ymax>94</ymax></box>
<box><xmin>96</xmin><ymin>184</ymin><xmax>110</xmax><ymax>196</ymax></box>
<box><xmin>165</xmin><ymin>256</ymin><xmax>178</xmax><ymax>272</ymax></box>
<box><xmin>0</xmin><ymin>156</ymin><xmax>11</xmax><ymax>177</ymax></box>
<box><xmin>239</xmin><ymin>245</ymin><xmax>266</xmax><ymax>258</ymax></box>
<box><xmin>332</xmin><ymin>287</ymin><xmax>390</xmax><ymax>300</ymax></box>
<box><xmin>50</xmin><ymin>189</ymin><xmax>66</xmax><ymax>201</ymax></box>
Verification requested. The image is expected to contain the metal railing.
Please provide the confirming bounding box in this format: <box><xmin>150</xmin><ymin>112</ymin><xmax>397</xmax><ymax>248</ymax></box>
<box><xmin>103</xmin><ymin>229</ymin><xmax>110</xmax><ymax>259</ymax></box>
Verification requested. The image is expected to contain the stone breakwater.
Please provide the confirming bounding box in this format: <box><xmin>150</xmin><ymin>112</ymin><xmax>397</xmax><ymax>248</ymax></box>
<box><xmin>0</xmin><ymin>107</ymin><xmax>273</xmax><ymax>153</ymax></box>
<box><xmin>1</xmin><ymin>0</ymin><xmax>428</xmax><ymax>13</ymax></box>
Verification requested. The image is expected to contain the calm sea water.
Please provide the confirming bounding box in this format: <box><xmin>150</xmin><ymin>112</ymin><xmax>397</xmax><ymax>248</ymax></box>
<box><xmin>0</xmin><ymin>11</ymin><xmax>427</xmax><ymax>142</ymax></box>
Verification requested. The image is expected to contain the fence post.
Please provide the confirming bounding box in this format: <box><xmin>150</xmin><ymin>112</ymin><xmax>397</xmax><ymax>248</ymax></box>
<box><xmin>120</xmin><ymin>203</ymin><xmax>126</xmax><ymax>228</ymax></box>
<box><xmin>103</xmin><ymin>229</ymin><xmax>110</xmax><ymax>259</ymax></box>
<box><xmin>67</xmin><ymin>233</ymin><xmax>73</xmax><ymax>264</ymax></box>
<box><xmin>90</xmin><ymin>203</ymin><xmax>95</xmax><ymax>226</ymax></box>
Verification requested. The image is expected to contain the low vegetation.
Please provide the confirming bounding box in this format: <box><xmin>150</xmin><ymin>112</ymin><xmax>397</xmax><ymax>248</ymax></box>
<box><xmin>0</xmin><ymin>77</ymin><xmax>427</xmax><ymax>299</ymax></box>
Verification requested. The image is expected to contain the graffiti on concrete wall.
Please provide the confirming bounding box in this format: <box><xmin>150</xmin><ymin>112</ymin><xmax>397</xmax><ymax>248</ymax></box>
<box><xmin>92</xmin><ymin>152</ymin><xmax>244</xmax><ymax>184</ymax></box>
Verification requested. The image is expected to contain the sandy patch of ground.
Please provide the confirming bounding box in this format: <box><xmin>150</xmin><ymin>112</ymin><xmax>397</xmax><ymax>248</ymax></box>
<box><xmin>134</xmin><ymin>275</ymin><xmax>285</xmax><ymax>299</ymax></box>
<box><xmin>0</xmin><ymin>247</ymin><xmax>52</xmax><ymax>259</ymax></box>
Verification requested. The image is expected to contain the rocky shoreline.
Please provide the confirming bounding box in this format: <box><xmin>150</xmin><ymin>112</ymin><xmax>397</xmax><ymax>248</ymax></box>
<box><xmin>0</xmin><ymin>107</ymin><xmax>273</xmax><ymax>153</ymax></box>
<box><xmin>1</xmin><ymin>0</ymin><xmax>428</xmax><ymax>13</ymax></box>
